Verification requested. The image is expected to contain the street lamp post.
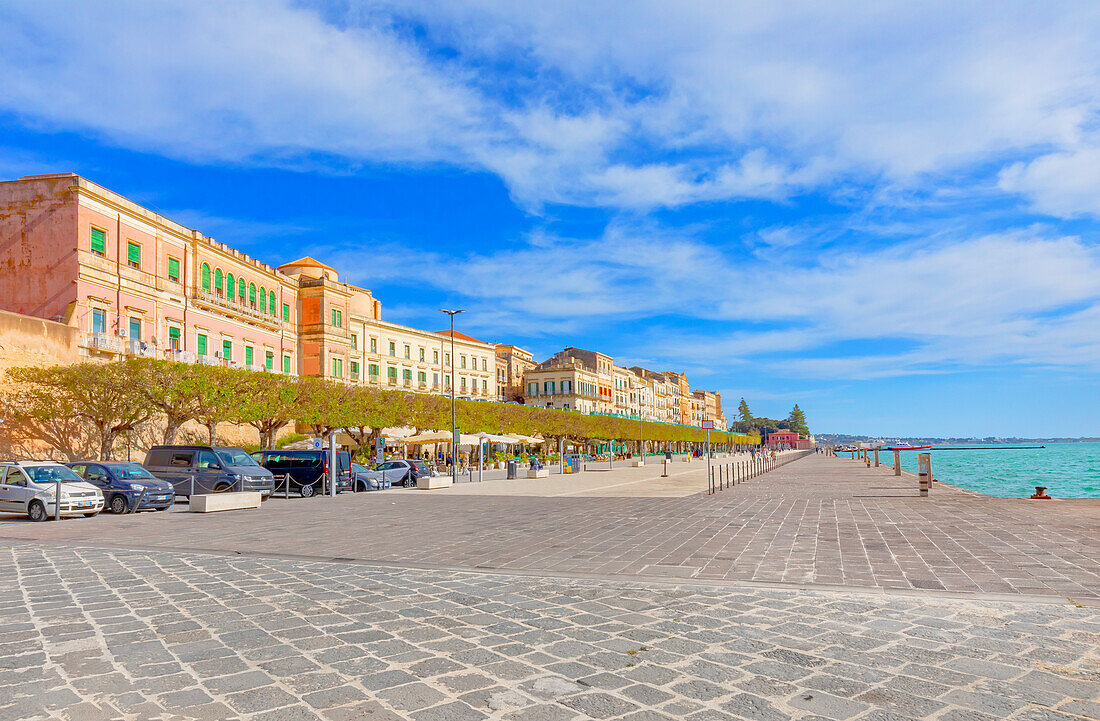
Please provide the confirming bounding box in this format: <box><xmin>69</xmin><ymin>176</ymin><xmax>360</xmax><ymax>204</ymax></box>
<box><xmin>632</xmin><ymin>383</ymin><xmax>645</xmax><ymax>465</ymax></box>
<box><xmin>439</xmin><ymin>309</ymin><xmax>465</xmax><ymax>486</ymax></box>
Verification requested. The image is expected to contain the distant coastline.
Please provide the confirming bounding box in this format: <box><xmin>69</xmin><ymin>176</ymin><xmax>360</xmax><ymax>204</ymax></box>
<box><xmin>817</xmin><ymin>435</ymin><xmax>1100</xmax><ymax>445</ymax></box>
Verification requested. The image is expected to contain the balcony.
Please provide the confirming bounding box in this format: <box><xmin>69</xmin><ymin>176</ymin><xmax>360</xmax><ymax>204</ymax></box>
<box><xmin>350</xmin><ymin>370</ymin><xmax>361</xmax><ymax>381</ymax></box>
<box><xmin>431</xmin><ymin>383</ymin><xmax>440</xmax><ymax>391</ymax></box>
<box><xmin>192</xmin><ymin>289</ymin><xmax>284</xmax><ymax>331</ymax></box>
<box><xmin>368</xmin><ymin>373</ymin><xmax>380</xmax><ymax>383</ymax></box>
<box><xmin>198</xmin><ymin>355</ymin><xmax>219</xmax><ymax>366</ymax></box>
<box><xmin>245</xmin><ymin>364</ymin><xmax>267</xmax><ymax>373</ymax></box>
<box><xmin>126</xmin><ymin>339</ymin><xmax>157</xmax><ymax>357</ymax></box>
<box><xmin>388</xmin><ymin>377</ymin><xmax>397</xmax><ymax>386</ymax></box>
<box><xmin>418</xmin><ymin>382</ymin><xmax>427</xmax><ymax>389</ymax></box>
<box><xmin>84</xmin><ymin>332</ymin><xmax>123</xmax><ymax>354</ymax></box>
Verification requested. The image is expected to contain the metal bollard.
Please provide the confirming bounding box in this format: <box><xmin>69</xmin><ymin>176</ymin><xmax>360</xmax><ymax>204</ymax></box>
<box><xmin>129</xmin><ymin>488</ymin><xmax>146</xmax><ymax>514</ymax></box>
<box><xmin>54</xmin><ymin>480</ymin><xmax>61</xmax><ymax>521</ymax></box>
<box><xmin>190</xmin><ymin>475</ymin><xmax>195</xmax><ymax>497</ymax></box>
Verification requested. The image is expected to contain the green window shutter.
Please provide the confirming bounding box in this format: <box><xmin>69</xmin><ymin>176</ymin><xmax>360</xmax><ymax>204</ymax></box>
<box><xmin>283</xmin><ymin>355</ymin><xmax>291</xmax><ymax>374</ymax></box>
<box><xmin>351</xmin><ymin>361</ymin><xmax>359</xmax><ymax>374</ymax></box>
<box><xmin>269</xmin><ymin>291</ymin><xmax>276</xmax><ymax>316</ymax></box>
<box><xmin>168</xmin><ymin>327</ymin><xmax>181</xmax><ymax>349</ymax></box>
<box><xmin>338</xmin><ymin>359</ymin><xmax>343</xmax><ymax>377</ymax></box>
<box><xmin>222</xmin><ymin>340</ymin><xmax>231</xmax><ymax>361</ymax></box>
<box><xmin>90</xmin><ymin>227</ymin><xmax>106</xmax><ymax>254</ymax></box>
<box><xmin>265</xmin><ymin>352</ymin><xmax>273</xmax><ymax>370</ymax></box>
<box><xmin>238</xmin><ymin>278</ymin><xmax>245</xmax><ymax>300</ymax></box>
<box><xmin>369</xmin><ymin>364</ymin><xmax>378</xmax><ymax>376</ymax></box>
<box><xmin>127</xmin><ymin>242</ymin><xmax>141</xmax><ymax>266</ymax></box>
<box><xmin>249</xmin><ymin>283</ymin><xmax>256</xmax><ymax>303</ymax></box>
<box><xmin>282</xmin><ymin>303</ymin><xmax>289</xmax><ymax>321</ymax></box>
<box><xmin>226</xmin><ymin>274</ymin><xmax>234</xmax><ymax>300</ymax></box>
<box><xmin>331</xmin><ymin>309</ymin><xmax>336</xmax><ymax>326</ymax></box>
<box><xmin>168</xmin><ymin>257</ymin><xmax>180</xmax><ymax>280</ymax></box>
<box><xmin>214</xmin><ymin>269</ymin><xmax>223</xmax><ymax>291</ymax></box>
<box><xmin>387</xmin><ymin>367</ymin><xmax>396</xmax><ymax>378</ymax></box>
<box><xmin>197</xmin><ymin>334</ymin><xmax>207</xmax><ymax>356</ymax></box>
<box><xmin>245</xmin><ymin>346</ymin><xmax>253</xmax><ymax>366</ymax></box>
<box><xmin>201</xmin><ymin>264</ymin><xmax>211</xmax><ymax>292</ymax></box>
<box><xmin>258</xmin><ymin>287</ymin><xmax>267</xmax><ymax>313</ymax></box>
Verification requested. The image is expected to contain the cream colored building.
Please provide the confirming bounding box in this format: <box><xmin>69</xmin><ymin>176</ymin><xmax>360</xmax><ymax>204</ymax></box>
<box><xmin>523</xmin><ymin>356</ymin><xmax>602</xmax><ymax>412</ymax></box>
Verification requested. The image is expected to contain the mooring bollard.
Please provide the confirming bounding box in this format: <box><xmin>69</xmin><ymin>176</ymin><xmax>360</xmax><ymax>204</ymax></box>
<box><xmin>893</xmin><ymin>450</ymin><xmax>901</xmax><ymax>476</ymax></box>
<box><xmin>917</xmin><ymin>452</ymin><xmax>931</xmax><ymax>497</ymax></box>
<box><xmin>1030</xmin><ymin>486</ymin><xmax>1052</xmax><ymax>499</ymax></box>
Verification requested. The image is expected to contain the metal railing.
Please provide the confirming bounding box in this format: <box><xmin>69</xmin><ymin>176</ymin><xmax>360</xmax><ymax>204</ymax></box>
<box><xmin>708</xmin><ymin>449</ymin><xmax>813</xmax><ymax>495</ymax></box>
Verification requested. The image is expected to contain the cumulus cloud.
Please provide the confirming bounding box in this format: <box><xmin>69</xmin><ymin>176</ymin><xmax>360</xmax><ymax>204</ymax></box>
<box><xmin>999</xmin><ymin>144</ymin><xmax>1100</xmax><ymax>218</ymax></box>
<box><xmin>315</xmin><ymin>223</ymin><xmax>1100</xmax><ymax>378</ymax></box>
<box><xmin>3</xmin><ymin>1</ymin><xmax>1098</xmax><ymax>210</ymax></box>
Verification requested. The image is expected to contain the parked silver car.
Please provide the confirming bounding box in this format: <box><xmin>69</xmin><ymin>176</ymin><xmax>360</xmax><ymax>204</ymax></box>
<box><xmin>0</xmin><ymin>461</ymin><xmax>105</xmax><ymax>521</ymax></box>
<box><xmin>361</xmin><ymin>459</ymin><xmax>436</xmax><ymax>488</ymax></box>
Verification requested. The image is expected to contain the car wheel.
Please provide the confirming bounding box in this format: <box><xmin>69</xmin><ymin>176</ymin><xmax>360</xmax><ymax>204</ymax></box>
<box><xmin>110</xmin><ymin>495</ymin><xmax>129</xmax><ymax>514</ymax></box>
<box><xmin>213</xmin><ymin>483</ymin><xmax>231</xmax><ymax>493</ymax></box>
<box><xmin>300</xmin><ymin>483</ymin><xmax>315</xmax><ymax>498</ymax></box>
<box><xmin>28</xmin><ymin>500</ymin><xmax>47</xmax><ymax>522</ymax></box>
<box><xmin>404</xmin><ymin>475</ymin><xmax>414</xmax><ymax>488</ymax></box>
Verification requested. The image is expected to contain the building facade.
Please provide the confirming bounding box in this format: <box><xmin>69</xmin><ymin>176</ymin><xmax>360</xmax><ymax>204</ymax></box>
<box><xmin>0</xmin><ymin>173</ymin><xmax>495</xmax><ymax>395</ymax></box>
<box><xmin>495</xmin><ymin>344</ymin><xmax>534</xmax><ymax>402</ymax></box>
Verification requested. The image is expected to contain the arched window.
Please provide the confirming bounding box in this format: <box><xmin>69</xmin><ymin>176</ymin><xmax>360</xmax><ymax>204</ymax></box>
<box><xmin>214</xmin><ymin>268</ymin><xmax>223</xmax><ymax>295</ymax></box>
<box><xmin>238</xmin><ymin>278</ymin><xmax>246</xmax><ymax>302</ymax></box>
<box><xmin>249</xmin><ymin>283</ymin><xmax>256</xmax><ymax>307</ymax></box>
<box><xmin>269</xmin><ymin>291</ymin><xmax>276</xmax><ymax>316</ymax></box>
<box><xmin>201</xmin><ymin>263</ymin><xmax>211</xmax><ymax>292</ymax></box>
<box><xmin>258</xmin><ymin>286</ymin><xmax>267</xmax><ymax>313</ymax></box>
<box><xmin>226</xmin><ymin>273</ymin><xmax>235</xmax><ymax>302</ymax></box>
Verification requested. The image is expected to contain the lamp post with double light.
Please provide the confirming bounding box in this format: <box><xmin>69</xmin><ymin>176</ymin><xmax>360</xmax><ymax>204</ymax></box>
<box><xmin>439</xmin><ymin>309</ymin><xmax>465</xmax><ymax>486</ymax></box>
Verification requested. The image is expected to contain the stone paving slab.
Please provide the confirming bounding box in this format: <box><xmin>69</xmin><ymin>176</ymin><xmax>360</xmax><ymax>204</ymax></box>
<box><xmin>1</xmin><ymin>454</ymin><xmax>1098</xmax><ymax>605</ymax></box>
<box><xmin>3</xmin><ymin>542</ymin><xmax>1099</xmax><ymax>721</ymax></box>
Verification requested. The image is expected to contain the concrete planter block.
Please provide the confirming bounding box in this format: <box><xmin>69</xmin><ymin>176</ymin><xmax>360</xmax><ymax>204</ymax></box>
<box><xmin>682</xmin><ymin>456</ymin><xmax>691</xmax><ymax>462</ymax></box>
<box><xmin>527</xmin><ymin>468</ymin><xmax>550</xmax><ymax>478</ymax></box>
<box><xmin>417</xmin><ymin>476</ymin><xmax>453</xmax><ymax>490</ymax></box>
<box><xmin>190</xmin><ymin>492</ymin><xmax>261</xmax><ymax>513</ymax></box>
<box><xmin>631</xmin><ymin>460</ymin><xmax>644</xmax><ymax>467</ymax></box>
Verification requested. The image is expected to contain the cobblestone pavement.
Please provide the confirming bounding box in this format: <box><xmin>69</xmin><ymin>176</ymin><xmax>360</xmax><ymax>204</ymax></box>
<box><xmin>2</xmin><ymin>455</ymin><xmax>1098</xmax><ymax>605</ymax></box>
<box><xmin>3</xmin><ymin>542</ymin><xmax>1099</xmax><ymax>721</ymax></box>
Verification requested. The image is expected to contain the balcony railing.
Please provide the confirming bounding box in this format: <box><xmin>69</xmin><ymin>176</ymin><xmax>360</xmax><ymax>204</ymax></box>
<box><xmin>368</xmin><ymin>373</ymin><xmax>380</xmax><ymax>383</ymax></box>
<box><xmin>192</xmin><ymin>289</ymin><xmax>284</xmax><ymax>330</ymax></box>
<box><xmin>350</xmin><ymin>371</ymin><xmax>361</xmax><ymax>381</ymax></box>
<box><xmin>198</xmin><ymin>355</ymin><xmax>219</xmax><ymax>366</ymax></box>
<box><xmin>126</xmin><ymin>339</ymin><xmax>157</xmax><ymax>357</ymax></box>
<box><xmin>84</xmin><ymin>332</ymin><xmax>123</xmax><ymax>353</ymax></box>
<box><xmin>388</xmin><ymin>377</ymin><xmax>397</xmax><ymax>386</ymax></box>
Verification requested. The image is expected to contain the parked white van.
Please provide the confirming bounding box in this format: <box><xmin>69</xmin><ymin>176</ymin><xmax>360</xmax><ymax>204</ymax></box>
<box><xmin>0</xmin><ymin>461</ymin><xmax>105</xmax><ymax>521</ymax></box>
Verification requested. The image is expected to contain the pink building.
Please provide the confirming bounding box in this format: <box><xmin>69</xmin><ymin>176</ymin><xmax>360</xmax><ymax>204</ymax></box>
<box><xmin>0</xmin><ymin>173</ymin><xmax>298</xmax><ymax>372</ymax></box>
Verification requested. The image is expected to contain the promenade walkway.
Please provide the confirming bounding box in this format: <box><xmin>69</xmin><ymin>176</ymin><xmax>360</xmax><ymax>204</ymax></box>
<box><xmin>2</xmin><ymin>454</ymin><xmax>1099</xmax><ymax>720</ymax></box>
<box><xmin>1</xmin><ymin>452</ymin><xmax>1097</xmax><ymax>604</ymax></box>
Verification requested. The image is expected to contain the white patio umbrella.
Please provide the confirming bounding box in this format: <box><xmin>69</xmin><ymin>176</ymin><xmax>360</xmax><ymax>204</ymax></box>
<box><xmin>403</xmin><ymin>429</ymin><xmax>453</xmax><ymax>445</ymax></box>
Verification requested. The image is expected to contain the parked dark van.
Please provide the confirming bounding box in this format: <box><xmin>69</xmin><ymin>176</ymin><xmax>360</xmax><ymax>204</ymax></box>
<box><xmin>144</xmin><ymin>446</ymin><xmax>275</xmax><ymax>498</ymax></box>
<box><xmin>251</xmin><ymin>450</ymin><xmax>352</xmax><ymax>497</ymax></box>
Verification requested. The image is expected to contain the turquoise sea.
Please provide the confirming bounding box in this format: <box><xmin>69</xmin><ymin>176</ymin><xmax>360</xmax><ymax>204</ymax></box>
<box><xmin>889</xmin><ymin>442</ymin><xmax>1100</xmax><ymax>499</ymax></box>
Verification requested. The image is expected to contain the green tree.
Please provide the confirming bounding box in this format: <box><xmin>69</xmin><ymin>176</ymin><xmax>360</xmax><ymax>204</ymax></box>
<box><xmin>232</xmin><ymin>372</ymin><xmax>300</xmax><ymax>449</ymax></box>
<box><xmin>786</xmin><ymin>403</ymin><xmax>809</xmax><ymax>436</ymax></box>
<box><xmin>191</xmin><ymin>365</ymin><xmax>247</xmax><ymax>446</ymax></box>
<box><xmin>7</xmin><ymin>363</ymin><xmax>153</xmax><ymax>460</ymax></box>
<box><xmin>129</xmin><ymin>359</ymin><xmax>207</xmax><ymax>444</ymax></box>
<box><xmin>738</xmin><ymin>397</ymin><xmax>752</xmax><ymax>422</ymax></box>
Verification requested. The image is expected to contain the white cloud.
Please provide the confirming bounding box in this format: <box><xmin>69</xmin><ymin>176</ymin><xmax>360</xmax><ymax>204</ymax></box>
<box><xmin>999</xmin><ymin>144</ymin><xmax>1100</xmax><ymax>217</ymax></box>
<box><xmin>3</xmin><ymin>2</ymin><xmax>1098</xmax><ymax>210</ymax></box>
<box><xmin>321</xmin><ymin>224</ymin><xmax>1100</xmax><ymax>378</ymax></box>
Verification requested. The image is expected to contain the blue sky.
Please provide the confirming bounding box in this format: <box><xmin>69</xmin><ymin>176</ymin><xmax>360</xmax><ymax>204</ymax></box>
<box><xmin>3</xmin><ymin>1</ymin><xmax>1100</xmax><ymax>437</ymax></box>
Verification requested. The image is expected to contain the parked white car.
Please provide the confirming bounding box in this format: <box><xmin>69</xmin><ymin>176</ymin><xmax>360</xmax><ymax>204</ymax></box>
<box><xmin>0</xmin><ymin>461</ymin><xmax>105</xmax><ymax>521</ymax></box>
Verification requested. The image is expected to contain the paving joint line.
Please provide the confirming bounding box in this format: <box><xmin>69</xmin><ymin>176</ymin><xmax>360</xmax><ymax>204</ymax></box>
<box><xmin>0</xmin><ymin>537</ymin><xmax>1079</xmax><ymax>607</ymax></box>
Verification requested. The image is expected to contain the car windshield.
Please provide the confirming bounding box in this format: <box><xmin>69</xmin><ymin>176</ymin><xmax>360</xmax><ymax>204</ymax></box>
<box><xmin>351</xmin><ymin>463</ymin><xmax>367</xmax><ymax>473</ymax></box>
<box><xmin>103</xmin><ymin>463</ymin><xmax>157</xmax><ymax>480</ymax></box>
<box><xmin>24</xmin><ymin>465</ymin><xmax>84</xmax><ymax>483</ymax></box>
<box><xmin>216</xmin><ymin>449</ymin><xmax>261</xmax><ymax>467</ymax></box>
